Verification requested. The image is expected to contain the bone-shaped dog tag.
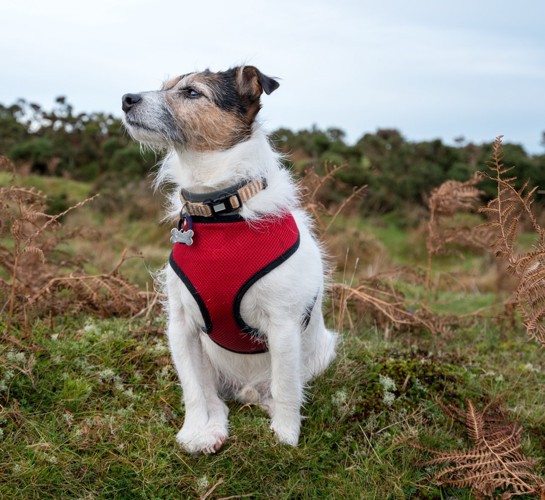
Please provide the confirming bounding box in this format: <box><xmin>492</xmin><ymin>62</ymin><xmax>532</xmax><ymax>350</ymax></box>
<box><xmin>170</xmin><ymin>228</ymin><xmax>194</xmax><ymax>246</ymax></box>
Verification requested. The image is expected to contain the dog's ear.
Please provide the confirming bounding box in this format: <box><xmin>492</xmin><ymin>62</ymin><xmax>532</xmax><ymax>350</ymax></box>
<box><xmin>236</xmin><ymin>66</ymin><xmax>280</xmax><ymax>98</ymax></box>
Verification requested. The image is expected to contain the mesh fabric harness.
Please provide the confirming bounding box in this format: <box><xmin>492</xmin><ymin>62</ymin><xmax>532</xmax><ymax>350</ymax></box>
<box><xmin>169</xmin><ymin>213</ymin><xmax>300</xmax><ymax>354</ymax></box>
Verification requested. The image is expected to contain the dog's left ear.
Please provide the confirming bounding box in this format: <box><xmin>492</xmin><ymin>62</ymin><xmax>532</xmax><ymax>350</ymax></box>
<box><xmin>236</xmin><ymin>66</ymin><xmax>280</xmax><ymax>98</ymax></box>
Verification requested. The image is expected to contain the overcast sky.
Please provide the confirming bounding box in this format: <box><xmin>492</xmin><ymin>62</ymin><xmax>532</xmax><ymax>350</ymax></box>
<box><xmin>2</xmin><ymin>0</ymin><xmax>544</xmax><ymax>152</ymax></box>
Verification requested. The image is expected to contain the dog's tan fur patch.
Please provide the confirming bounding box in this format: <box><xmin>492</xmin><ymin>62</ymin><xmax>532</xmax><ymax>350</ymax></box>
<box><xmin>166</xmin><ymin>93</ymin><xmax>249</xmax><ymax>151</ymax></box>
<box><xmin>124</xmin><ymin>66</ymin><xmax>278</xmax><ymax>152</ymax></box>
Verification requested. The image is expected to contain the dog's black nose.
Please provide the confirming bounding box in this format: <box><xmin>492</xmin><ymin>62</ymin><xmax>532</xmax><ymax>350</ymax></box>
<box><xmin>122</xmin><ymin>93</ymin><xmax>142</xmax><ymax>112</ymax></box>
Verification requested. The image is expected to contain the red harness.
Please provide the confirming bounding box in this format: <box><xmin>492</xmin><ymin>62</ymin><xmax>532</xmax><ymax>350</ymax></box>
<box><xmin>169</xmin><ymin>212</ymin><xmax>300</xmax><ymax>354</ymax></box>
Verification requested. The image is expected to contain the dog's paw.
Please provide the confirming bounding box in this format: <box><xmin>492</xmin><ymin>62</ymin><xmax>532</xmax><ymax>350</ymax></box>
<box><xmin>270</xmin><ymin>416</ymin><xmax>300</xmax><ymax>447</ymax></box>
<box><xmin>176</xmin><ymin>423</ymin><xmax>228</xmax><ymax>455</ymax></box>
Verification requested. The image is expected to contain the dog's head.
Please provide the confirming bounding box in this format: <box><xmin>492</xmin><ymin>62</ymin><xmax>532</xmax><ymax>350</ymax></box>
<box><xmin>122</xmin><ymin>66</ymin><xmax>279</xmax><ymax>152</ymax></box>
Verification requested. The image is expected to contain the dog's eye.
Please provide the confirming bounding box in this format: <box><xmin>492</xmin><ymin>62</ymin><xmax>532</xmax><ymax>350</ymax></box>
<box><xmin>183</xmin><ymin>88</ymin><xmax>202</xmax><ymax>99</ymax></box>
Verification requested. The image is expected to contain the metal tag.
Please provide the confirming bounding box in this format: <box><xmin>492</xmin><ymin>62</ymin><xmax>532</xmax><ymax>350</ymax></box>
<box><xmin>170</xmin><ymin>228</ymin><xmax>194</xmax><ymax>246</ymax></box>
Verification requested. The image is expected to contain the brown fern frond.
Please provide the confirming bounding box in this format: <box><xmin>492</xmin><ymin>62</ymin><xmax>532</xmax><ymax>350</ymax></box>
<box><xmin>427</xmin><ymin>173</ymin><xmax>484</xmax><ymax>250</ymax></box>
<box><xmin>0</xmin><ymin>185</ymin><xmax>47</xmax><ymax>201</ymax></box>
<box><xmin>333</xmin><ymin>281</ymin><xmax>449</xmax><ymax>335</ymax></box>
<box><xmin>486</xmin><ymin>135</ymin><xmax>507</xmax><ymax>173</ymax></box>
<box><xmin>22</xmin><ymin>246</ymin><xmax>46</xmax><ymax>263</ymax></box>
<box><xmin>478</xmin><ymin>136</ymin><xmax>545</xmax><ymax>346</ymax></box>
<box><xmin>465</xmin><ymin>400</ymin><xmax>485</xmax><ymax>443</ymax></box>
<box><xmin>518</xmin><ymin>270</ymin><xmax>545</xmax><ymax>300</ymax></box>
<box><xmin>481</xmin><ymin>141</ymin><xmax>543</xmax><ymax>241</ymax></box>
<box><xmin>299</xmin><ymin>163</ymin><xmax>367</xmax><ymax>235</ymax></box>
<box><xmin>25</xmin><ymin>192</ymin><xmax>99</xmax><ymax>244</ymax></box>
<box><xmin>27</xmin><ymin>268</ymin><xmax>151</xmax><ymax>318</ymax></box>
<box><xmin>428</xmin><ymin>172</ymin><xmax>484</xmax><ymax>217</ymax></box>
<box><xmin>415</xmin><ymin>400</ymin><xmax>545</xmax><ymax>498</ymax></box>
<box><xmin>0</xmin><ymin>167</ymin><xmax>157</xmax><ymax>328</ymax></box>
<box><xmin>20</xmin><ymin>209</ymin><xmax>48</xmax><ymax>222</ymax></box>
<box><xmin>424</xmin><ymin>171</ymin><xmax>488</xmax><ymax>303</ymax></box>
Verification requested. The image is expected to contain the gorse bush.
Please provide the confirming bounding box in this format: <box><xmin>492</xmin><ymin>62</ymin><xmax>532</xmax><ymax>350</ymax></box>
<box><xmin>3</xmin><ymin>98</ymin><xmax>545</xmax><ymax>218</ymax></box>
<box><xmin>0</xmin><ymin>98</ymin><xmax>156</xmax><ymax>181</ymax></box>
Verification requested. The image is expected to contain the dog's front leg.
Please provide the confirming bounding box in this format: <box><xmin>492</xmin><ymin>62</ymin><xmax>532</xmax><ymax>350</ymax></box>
<box><xmin>168</xmin><ymin>310</ymin><xmax>228</xmax><ymax>454</ymax></box>
<box><xmin>266</xmin><ymin>319</ymin><xmax>303</xmax><ymax>446</ymax></box>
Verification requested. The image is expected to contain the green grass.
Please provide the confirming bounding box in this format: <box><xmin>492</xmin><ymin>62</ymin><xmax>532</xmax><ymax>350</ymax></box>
<box><xmin>1</xmin><ymin>315</ymin><xmax>544</xmax><ymax>499</ymax></box>
<box><xmin>0</xmin><ymin>172</ymin><xmax>92</xmax><ymax>204</ymax></box>
<box><xmin>2</xmin><ymin>175</ymin><xmax>545</xmax><ymax>498</ymax></box>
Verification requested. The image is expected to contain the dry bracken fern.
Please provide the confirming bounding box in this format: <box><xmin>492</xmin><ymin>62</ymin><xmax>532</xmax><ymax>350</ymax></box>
<box><xmin>332</xmin><ymin>274</ymin><xmax>452</xmax><ymax>336</ymax></box>
<box><xmin>0</xmin><ymin>157</ymin><xmax>157</xmax><ymax>331</ymax></box>
<box><xmin>415</xmin><ymin>400</ymin><xmax>545</xmax><ymax>498</ymax></box>
<box><xmin>479</xmin><ymin>136</ymin><xmax>545</xmax><ymax>346</ymax></box>
<box><xmin>424</xmin><ymin>171</ymin><xmax>496</xmax><ymax>304</ymax></box>
<box><xmin>299</xmin><ymin>163</ymin><xmax>367</xmax><ymax>236</ymax></box>
<box><xmin>426</xmin><ymin>171</ymin><xmax>490</xmax><ymax>258</ymax></box>
<box><xmin>300</xmin><ymin>165</ymin><xmax>449</xmax><ymax>335</ymax></box>
<box><xmin>429</xmin><ymin>172</ymin><xmax>485</xmax><ymax>217</ymax></box>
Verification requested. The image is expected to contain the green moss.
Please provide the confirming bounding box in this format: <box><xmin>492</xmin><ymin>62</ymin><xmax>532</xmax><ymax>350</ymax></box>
<box><xmin>1</xmin><ymin>316</ymin><xmax>544</xmax><ymax>498</ymax></box>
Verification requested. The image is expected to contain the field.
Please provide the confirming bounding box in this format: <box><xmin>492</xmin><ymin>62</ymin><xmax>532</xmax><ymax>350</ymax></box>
<box><xmin>1</xmin><ymin>167</ymin><xmax>545</xmax><ymax>499</ymax></box>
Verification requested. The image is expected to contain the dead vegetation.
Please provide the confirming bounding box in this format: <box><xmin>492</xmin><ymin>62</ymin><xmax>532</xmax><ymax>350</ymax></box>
<box><xmin>3</xmin><ymin>139</ymin><xmax>543</xmax><ymax>346</ymax></box>
<box><xmin>425</xmin><ymin>171</ymin><xmax>489</xmax><ymax>301</ymax></box>
<box><xmin>420</xmin><ymin>136</ymin><xmax>545</xmax><ymax>347</ymax></box>
<box><xmin>0</xmin><ymin>143</ymin><xmax>544</xmax><ymax>497</ymax></box>
<box><xmin>414</xmin><ymin>400</ymin><xmax>545</xmax><ymax>498</ymax></box>
<box><xmin>0</xmin><ymin>157</ymin><xmax>157</xmax><ymax>338</ymax></box>
<box><xmin>480</xmin><ymin>136</ymin><xmax>545</xmax><ymax>346</ymax></box>
<box><xmin>299</xmin><ymin>163</ymin><xmax>367</xmax><ymax>236</ymax></box>
<box><xmin>300</xmin><ymin>163</ymin><xmax>454</xmax><ymax>335</ymax></box>
<box><xmin>331</xmin><ymin>275</ymin><xmax>453</xmax><ymax>337</ymax></box>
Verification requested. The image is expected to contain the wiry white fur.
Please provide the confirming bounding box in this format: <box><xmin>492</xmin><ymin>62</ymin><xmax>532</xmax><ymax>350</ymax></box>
<box><xmin>159</xmin><ymin>127</ymin><xmax>337</xmax><ymax>453</ymax></box>
<box><xmin>155</xmin><ymin>125</ymin><xmax>298</xmax><ymax>221</ymax></box>
<box><xmin>125</xmin><ymin>97</ymin><xmax>337</xmax><ymax>454</ymax></box>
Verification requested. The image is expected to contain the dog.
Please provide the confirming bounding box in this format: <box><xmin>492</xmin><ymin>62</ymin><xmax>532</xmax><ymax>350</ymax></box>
<box><xmin>121</xmin><ymin>66</ymin><xmax>337</xmax><ymax>454</ymax></box>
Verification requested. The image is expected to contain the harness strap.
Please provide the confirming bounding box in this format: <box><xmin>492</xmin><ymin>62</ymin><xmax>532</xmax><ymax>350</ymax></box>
<box><xmin>169</xmin><ymin>212</ymin><xmax>301</xmax><ymax>354</ymax></box>
<box><xmin>180</xmin><ymin>178</ymin><xmax>267</xmax><ymax>217</ymax></box>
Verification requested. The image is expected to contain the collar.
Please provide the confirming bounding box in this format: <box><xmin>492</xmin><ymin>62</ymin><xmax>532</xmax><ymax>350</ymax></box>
<box><xmin>179</xmin><ymin>178</ymin><xmax>267</xmax><ymax>217</ymax></box>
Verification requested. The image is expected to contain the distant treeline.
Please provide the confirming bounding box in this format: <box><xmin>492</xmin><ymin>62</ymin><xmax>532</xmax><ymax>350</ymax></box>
<box><xmin>2</xmin><ymin>97</ymin><xmax>545</xmax><ymax>213</ymax></box>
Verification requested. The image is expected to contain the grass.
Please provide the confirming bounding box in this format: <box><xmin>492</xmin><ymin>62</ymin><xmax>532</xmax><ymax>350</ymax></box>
<box><xmin>1</xmin><ymin>313</ymin><xmax>544</xmax><ymax>498</ymax></box>
<box><xmin>2</xmin><ymin>174</ymin><xmax>545</xmax><ymax>498</ymax></box>
<box><xmin>0</xmin><ymin>171</ymin><xmax>92</xmax><ymax>205</ymax></box>
<box><xmin>0</xmin><ymin>171</ymin><xmax>169</xmax><ymax>287</ymax></box>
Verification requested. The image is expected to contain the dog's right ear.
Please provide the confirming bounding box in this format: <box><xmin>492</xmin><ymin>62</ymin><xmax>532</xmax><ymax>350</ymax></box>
<box><xmin>236</xmin><ymin>66</ymin><xmax>280</xmax><ymax>99</ymax></box>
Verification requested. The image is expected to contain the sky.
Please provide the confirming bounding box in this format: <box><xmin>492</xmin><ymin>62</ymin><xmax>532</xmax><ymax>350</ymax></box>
<box><xmin>1</xmin><ymin>0</ymin><xmax>545</xmax><ymax>153</ymax></box>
